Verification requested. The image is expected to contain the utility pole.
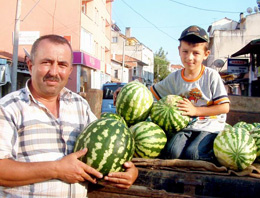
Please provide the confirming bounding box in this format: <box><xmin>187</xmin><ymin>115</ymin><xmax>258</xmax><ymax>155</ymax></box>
<box><xmin>157</xmin><ymin>64</ymin><xmax>160</xmax><ymax>82</ymax></box>
<box><xmin>11</xmin><ymin>0</ymin><xmax>22</xmax><ymax>92</ymax></box>
<box><xmin>121</xmin><ymin>40</ymin><xmax>125</xmax><ymax>83</ymax></box>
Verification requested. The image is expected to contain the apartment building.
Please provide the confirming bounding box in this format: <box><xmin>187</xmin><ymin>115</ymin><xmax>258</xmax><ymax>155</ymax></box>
<box><xmin>208</xmin><ymin>12</ymin><xmax>260</xmax><ymax>71</ymax></box>
<box><xmin>111</xmin><ymin>25</ymin><xmax>154</xmax><ymax>86</ymax></box>
<box><xmin>0</xmin><ymin>0</ymin><xmax>113</xmax><ymax>95</ymax></box>
<box><xmin>207</xmin><ymin>11</ymin><xmax>260</xmax><ymax>96</ymax></box>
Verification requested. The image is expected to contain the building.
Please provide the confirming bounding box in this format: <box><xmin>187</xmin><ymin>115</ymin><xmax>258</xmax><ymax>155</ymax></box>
<box><xmin>208</xmin><ymin>13</ymin><xmax>260</xmax><ymax>70</ymax></box>
<box><xmin>111</xmin><ymin>25</ymin><xmax>154</xmax><ymax>85</ymax></box>
<box><xmin>0</xmin><ymin>0</ymin><xmax>113</xmax><ymax>96</ymax></box>
<box><xmin>207</xmin><ymin>11</ymin><xmax>260</xmax><ymax>96</ymax></box>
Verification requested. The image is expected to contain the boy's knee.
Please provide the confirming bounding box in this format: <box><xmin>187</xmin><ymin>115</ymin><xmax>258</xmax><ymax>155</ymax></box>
<box><xmin>164</xmin><ymin>131</ymin><xmax>192</xmax><ymax>159</ymax></box>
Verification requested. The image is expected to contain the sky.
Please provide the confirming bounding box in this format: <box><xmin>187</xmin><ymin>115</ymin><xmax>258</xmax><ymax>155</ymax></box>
<box><xmin>112</xmin><ymin>0</ymin><xmax>259</xmax><ymax>65</ymax></box>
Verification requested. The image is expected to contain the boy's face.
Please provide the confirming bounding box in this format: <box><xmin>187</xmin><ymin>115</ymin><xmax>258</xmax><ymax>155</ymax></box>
<box><xmin>178</xmin><ymin>40</ymin><xmax>210</xmax><ymax>70</ymax></box>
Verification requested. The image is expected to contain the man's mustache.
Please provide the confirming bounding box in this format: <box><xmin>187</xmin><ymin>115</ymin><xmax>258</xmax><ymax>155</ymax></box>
<box><xmin>43</xmin><ymin>75</ymin><xmax>60</xmax><ymax>82</ymax></box>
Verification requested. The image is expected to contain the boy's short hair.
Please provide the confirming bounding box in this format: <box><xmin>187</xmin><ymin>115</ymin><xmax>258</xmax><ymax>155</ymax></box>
<box><xmin>179</xmin><ymin>25</ymin><xmax>209</xmax><ymax>43</ymax></box>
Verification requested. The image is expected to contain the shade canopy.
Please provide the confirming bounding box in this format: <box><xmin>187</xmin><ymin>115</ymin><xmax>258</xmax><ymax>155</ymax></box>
<box><xmin>231</xmin><ymin>38</ymin><xmax>260</xmax><ymax>57</ymax></box>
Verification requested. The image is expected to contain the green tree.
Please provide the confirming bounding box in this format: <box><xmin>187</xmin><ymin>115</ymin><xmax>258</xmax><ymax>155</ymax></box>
<box><xmin>154</xmin><ymin>47</ymin><xmax>171</xmax><ymax>83</ymax></box>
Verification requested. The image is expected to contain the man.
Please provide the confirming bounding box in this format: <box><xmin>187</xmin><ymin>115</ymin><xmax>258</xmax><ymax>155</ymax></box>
<box><xmin>0</xmin><ymin>35</ymin><xmax>138</xmax><ymax>197</ymax></box>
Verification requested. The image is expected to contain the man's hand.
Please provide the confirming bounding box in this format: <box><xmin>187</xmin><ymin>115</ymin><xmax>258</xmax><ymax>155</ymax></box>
<box><xmin>113</xmin><ymin>88</ymin><xmax>122</xmax><ymax>106</ymax></box>
<box><xmin>55</xmin><ymin>148</ymin><xmax>103</xmax><ymax>184</ymax></box>
<box><xmin>103</xmin><ymin>161</ymin><xmax>138</xmax><ymax>189</ymax></box>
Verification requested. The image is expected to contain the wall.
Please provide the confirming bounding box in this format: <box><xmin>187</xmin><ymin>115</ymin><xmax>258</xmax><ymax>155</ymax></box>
<box><xmin>208</xmin><ymin>13</ymin><xmax>260</xmax><ymax>71</ymax></box>
<box><xmin>226</xmin><ymin>95</ymin><xmax>260</xmax><ymax>125</ymax></box>
<box><xmin>0</xmin><ymin>0</ymin><xmax>81</xmax><ymax>58</ymax></box>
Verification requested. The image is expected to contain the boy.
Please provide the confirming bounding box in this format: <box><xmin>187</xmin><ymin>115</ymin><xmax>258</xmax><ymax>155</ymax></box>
<box><xmin>150</xmin><ymin>25</ymin><xmax>230</xmax><ymax>162</ymax></box>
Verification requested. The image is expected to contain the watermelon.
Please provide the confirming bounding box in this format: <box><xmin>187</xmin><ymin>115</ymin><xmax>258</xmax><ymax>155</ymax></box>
<box><xmin>233</xmin><ymin>121</ymin><xmax>254</xmax><ymax>132</ymax></box>
<box><xmin>74</xmin><ymin>118</ymin><xmax>135</xmax><ymax>175</ymax></box>
<box><xmin>233</xmin><ymin>121</ymin><xmax>247</xmax><ymax>128</ymax></box>
<box><xmin>250</xmin><ymin>127</ymin><xmax>260</xmax><ymax>162</ymax></box>
<box><xmin>252</xmin><ymin>122</ymin><xmax>260</xmax><ymax>128</ymax></box>
<box><xmin>116</xmin><ymin>81</ymin><xmax>153</xmax><ymax>126</ymax></box>
<box><xmin>130</xmin><ymin>121</ymin><xmax>167</xmax><ymax>158</ymax></box>
<box><xmin>150</xmin><ymin>95</ymin><xmax>190</xmax><ymax>137</ymax></box>
<box><xmin>224</xmin><ymin>123</ymin><xmax>233</xmax><ymax>131</ymax></box>
<box><xmin>100</xmin><ymin>112</ymin><xmax>127</xmax><ymax>126</ymax></box>
<box><xmin>213</xmin><ymin>127</ymin><xmax>257</xmax><ymax>171</ymax></box>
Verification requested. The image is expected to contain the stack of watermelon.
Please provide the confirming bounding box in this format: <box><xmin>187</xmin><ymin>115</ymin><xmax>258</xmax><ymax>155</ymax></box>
<box><xmin>74</xmin><ymin>81</ymin><xmax>192</xmax><ymax>174</ymax></box>
<box><xmin>74</xmin><ymin>81</ymin><xmax>260</xmax><ymax>174</ymax></box>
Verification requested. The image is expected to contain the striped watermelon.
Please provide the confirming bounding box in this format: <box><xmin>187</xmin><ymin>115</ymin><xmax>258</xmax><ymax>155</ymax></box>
<box><xmin>116</xmin><ymin>81</ymin><xmax>153</xmax><ymax>126</ymax></box>
<box><xmin>224</xmin><ymin>123</ymin><xmax>233</xmax><ymax>131</ymax></box>
<box><xmin>250</xmin><ymin>127</ymin><xmax>260</xmax><ymax>162</ymax></box>
<box><xmin>100</xmin><ymin>112</ymin><xmax>127</xmax><ymax>126</ymax></box>
<box><xmin>150</xmin><ymin>95</ymin><xmax>190</xmax><ymax>136</ymax></box>
<box><xmin>130</xmin><ymin>121</ymin><xmax>167</xmax><ymax>158</ymax></box>
<box><xmin>233</xmin><ymin>121</ymin><xmax>254</xmax><ymax>132</ymax></box>
<box><xmin>213</xmin><ymin>127</ymin><xmax>257</xmax><ymax>171</ymax></box>
<box><xmin>252</xmin><ymin>122</ymin><xmax>260</xmax><ymax>128</ymax></box>
<box><xmin>233</xmin><ymin>121</ymin><xmax>247</xmax><ymax>128</ymax></box>
<box><xmin>74</xmin><ymin>118</ymin><xmax>135</xmax><ymax>175</ymax></box>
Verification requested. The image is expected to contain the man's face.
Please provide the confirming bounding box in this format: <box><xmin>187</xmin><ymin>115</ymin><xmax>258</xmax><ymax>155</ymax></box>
<box><xmin>178</xmin><ymin>40</ymin><xmax>210</xmax><ymax>70</ymax></box>
<box><xmin>27</xmin><ymin>39</ymin><xmax>73</xmax><ymax>98</ymax></box>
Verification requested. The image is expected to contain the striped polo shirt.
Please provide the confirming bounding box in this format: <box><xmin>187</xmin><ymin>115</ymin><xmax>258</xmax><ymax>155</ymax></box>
<box><xmin>0</xmin><ymin>80</ymin><xmax>97</xmax><ymax>197</ymax></box>
<box><xmin>150</xmin><ymin>65</ymin><xmax>230</xmax><ymax>133</ymax></box>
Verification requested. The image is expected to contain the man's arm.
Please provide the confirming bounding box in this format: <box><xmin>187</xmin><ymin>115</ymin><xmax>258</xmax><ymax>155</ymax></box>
<box><xmin>177</xmin><ymin>98</ymin><xmax>230</xmax><ymax>117</ymax></box>
<box><xmin>0</xmin><ymin>148</ymin><xmax>103</xmax><ymax>187</ymax></box>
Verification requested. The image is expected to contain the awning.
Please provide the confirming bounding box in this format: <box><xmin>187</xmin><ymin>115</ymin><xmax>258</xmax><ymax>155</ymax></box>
<box><xmin>231</xmin><ymin>38</ymin><xmax>260</xmax><ymax>57</ymax></box>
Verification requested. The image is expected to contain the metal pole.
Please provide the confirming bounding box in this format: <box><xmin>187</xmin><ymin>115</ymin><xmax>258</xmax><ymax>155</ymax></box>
<box><xmin>11</xmin><ymin>0</ymin><xmax>22</xmax><ymax>92</ymax></box>
<box><xmin>248</xmin><ymin>53</ymin><xmax>253</xmax><ymax>97</ymax></box>
<box><xmin>157</xmin><ymin>64</ymin><xmax>159</xmax><ymax>82</ymax></box>
<box><xmin>121</xmin><ymin>40</ymin><xmax>125</xmax><ymax>83</ymax></box>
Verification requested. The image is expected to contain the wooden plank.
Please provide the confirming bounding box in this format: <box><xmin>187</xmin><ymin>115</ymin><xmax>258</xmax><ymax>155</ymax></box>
<box><xmin>88</xmin><ymin>184</ymin><xmax>192</xmax><ymax>198</ymax></box>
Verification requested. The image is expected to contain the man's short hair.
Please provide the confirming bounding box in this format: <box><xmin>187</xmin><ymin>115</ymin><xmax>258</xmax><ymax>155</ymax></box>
<box><xmin>30</xmin><ymin>34</ymin><xmax>73</xmax><ymax>64</ymax></box>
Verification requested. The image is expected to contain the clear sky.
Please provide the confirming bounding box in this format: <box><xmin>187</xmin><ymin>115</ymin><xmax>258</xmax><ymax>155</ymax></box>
<box><xmin>112</xmin><ymin>0</ymin><xmax>259</xmax><ymax>65</ymax></box>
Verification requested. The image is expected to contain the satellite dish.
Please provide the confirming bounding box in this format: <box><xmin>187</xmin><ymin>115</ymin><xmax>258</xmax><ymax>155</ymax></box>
<box><xmin>213</xmin><ymin>59</ymin><xmax>225</xmax><ymax>68</ymax></box>
<box><xmin>254</xmin><ymin>6</ymin><xmax>259</xmax><ymax>13</ymax></box>
<box><xmin>247</xmin><ymin>7</ymin><xmax>253</xmax><ymax>14</ymax></box>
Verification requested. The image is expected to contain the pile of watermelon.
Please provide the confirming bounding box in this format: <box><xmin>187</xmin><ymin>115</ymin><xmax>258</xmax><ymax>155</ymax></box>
<box><xmin>74</xmin><ymin>81</ymin><xmax>190</xmax><ymax>174</ymax></box>
<box><xmin>74</xmin><ymin>80</ymin><xmax>260</xmax><ymax>174</ymax></box>
<box><xmin>214</xmin><ymin>121</ymin><xmax>260</xmax><ymax>171</ymax></box>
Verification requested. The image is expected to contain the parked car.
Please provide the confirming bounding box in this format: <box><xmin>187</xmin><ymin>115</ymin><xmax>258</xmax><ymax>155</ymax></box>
<box><xmin>101</xmin><ymin>83</ymin><xmax>126</xmax><ymax>113</ymax></box>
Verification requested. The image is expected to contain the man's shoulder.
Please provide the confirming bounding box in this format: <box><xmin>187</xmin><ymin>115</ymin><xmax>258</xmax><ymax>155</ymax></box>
<box><xmin>62</xmin><ymin>88</ymin><xmax>89</xmax><ymax>105</ymax></box>
<box><xmin>0</xmin><ymin>88</ymin><xmax>27</xmax><ymax>106</ymax></box>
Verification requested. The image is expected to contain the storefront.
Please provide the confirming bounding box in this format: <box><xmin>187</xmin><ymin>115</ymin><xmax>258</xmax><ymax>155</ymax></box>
<box><xmin>231</xmin><ymin>38</ymin><xmax>260</xmax><ymax>97</ymax></box>
<box><xmin>66</xmin><ymin>51</ymin><xmax>101</xmax><ymax>93</ymax></box>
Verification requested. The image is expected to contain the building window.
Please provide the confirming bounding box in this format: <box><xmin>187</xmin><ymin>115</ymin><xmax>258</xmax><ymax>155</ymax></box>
<box><xmin>133</xmin><ymin>67</ymin><xmax>138</xmax><ymax>76</ymax></box>
<box><xmin>80</xmin><ymin>28</ymin><xmax>93</xmax><ymax>54</ymax></box>
<box><xmin>112</xmin><ymin>37</ymin><xmax>118</xmax><ymax>43</ymax></box>
<box><xmin>95</xmin><ymin>8</ymin><xmax>99</xmax><ymax>25</ymax></box>
<box><xmin>82</xmin><ymin>4</ymin><xmax>86</xmax><ymax>14</ymax></box>
<box><xmin>114</xmin><ymin>70</ymin><xmax>118</xmax><ymax>78</ymax></box>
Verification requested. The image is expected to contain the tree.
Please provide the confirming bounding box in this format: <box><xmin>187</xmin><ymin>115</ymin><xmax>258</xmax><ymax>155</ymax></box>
<box><xmin>154</xmin><ymin>47</ymin><xmax>171</xmax><ymax>83</ymax></box>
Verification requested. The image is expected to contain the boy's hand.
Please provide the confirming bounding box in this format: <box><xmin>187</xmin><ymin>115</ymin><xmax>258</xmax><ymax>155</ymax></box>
<box><xmin>113</xmin><ymin>88</ymin><xmax>122</xmax><ymax>106</ymax></box>
<box><xmin>177</xmin><ymin>98</ymin><xmax>197</xmax><ymax>116</ymax></box>
<box><xmin>103</xmin><ymin>161</ymin><xmax>138</xmax><ymax>189</ymax></box>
